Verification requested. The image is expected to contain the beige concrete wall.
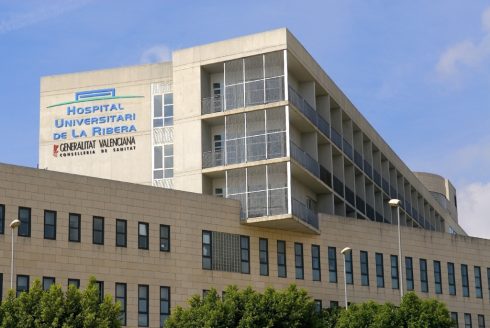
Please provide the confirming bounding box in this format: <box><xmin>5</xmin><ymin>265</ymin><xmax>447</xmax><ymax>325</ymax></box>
<box><xmin>0</xmin><ymin>163</ymin><xmax>488</xmax><ymax>328</ymax></box>
<box><xmin>39</xmin><ymin>63</ymin><xmax>172</xmax><ymax>186</ymax></box>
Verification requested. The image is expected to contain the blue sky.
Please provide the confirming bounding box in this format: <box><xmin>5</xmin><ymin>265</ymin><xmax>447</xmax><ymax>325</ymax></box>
<box><xmin>1</xmin><ymin>0</ymin><xmax>490</xmax><ymax>237</ymax></box>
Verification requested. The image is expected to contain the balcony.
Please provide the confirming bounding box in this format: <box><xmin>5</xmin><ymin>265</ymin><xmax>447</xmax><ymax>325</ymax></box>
<box><xmin>203</xmin><ymin>132</ymin><xmax>286</xmax><ymax>169</ymax></box>
<box><xmin>202</xmin><ymin>77</ymin><xmax>285</xmax><ymax>115</ymax></box>
<box><xmin>292</xmin><ymin>198</ymin><xmax>319</xmax><ymax>229</ymax></box>
<box><xmin>290</xmin><ymin>141</ymin><xmax>320</xmax><ymax>178</ymax></box>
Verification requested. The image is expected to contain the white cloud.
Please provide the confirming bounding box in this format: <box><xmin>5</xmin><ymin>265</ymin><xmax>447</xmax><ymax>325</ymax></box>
<box><xmin>458</xmin><ymin>182</ymin><xmax>490</xmax><ymax>239</ymax></box>
<box><xmin>435</xmin><ymin>6</ymin><xmax>490</xmax><ymax>81</ymax></box>
<box><xmin>140</xmin><ymin>45</ymin><xmax>171</xmax><ymax>64</ymax></box>
<box><xmin>0</xmin><ymin>0</ymin><xmax>92</xmax><ymax>34</ymax></box>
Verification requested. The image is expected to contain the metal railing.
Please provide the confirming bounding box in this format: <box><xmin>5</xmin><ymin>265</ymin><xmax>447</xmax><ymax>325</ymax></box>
<box><xmin>290</xmin><ymin>141</ymin><xmax>320</xmax><ymax>178</ymax></box>
<box><xmin>229</xmin><ymin>188</ymin><xmax>288</xmax><ymax>221</ymax></box>
<box><xmin>202</xmin><ymin>132</ymin><xmax>286</xmax><ymax>168</ymax></box>
<box><xmin>292</xmin><ymin>198</ymin><xmax>319</xmax><ymax>229</ymax></box>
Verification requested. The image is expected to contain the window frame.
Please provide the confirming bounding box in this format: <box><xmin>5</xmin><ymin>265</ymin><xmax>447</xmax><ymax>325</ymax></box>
<box><xmin>475</xmin><ymin>266</ymin><xmax>483</xmax><ymax>299</ymax></box>
<box><xmin>448</xmin><ymin>262</ymin><xmax>456</xmax><ymax>295</ymax></box>
<box><xmin>18</xmin><ymin>207</ymin><xmax>31</xmax><ymax>237</ymax></box>
<box><xmin>376</xmin><ymin>253</ymin><xmax>384</xmax><ymax>288</ymax></box>
<box><xmin>68</xmin><ymin>213</ymin><xmax>81</xmax><ymax>242</ymax></box>
<box><xmin>42</xmin><ymin>276</ymin><xmax>55</xmax><ymax>291</ymax></box>
<box><xmin>16</xmin><ymin>274</ymin><xmax>29</xmax><ymax>297</ymax></box>
<box><xmin>202</xmin><ymin>231</ymin><xmax>212</xmax><ymax>270</ymax></box>
<box><xmin>160</xmin><ymin>286</ymin><xmax>171</xmax><ymax>327</ymax></box>
<box><xmin>92</xmin><ymin>216</ymin><xmax>104</xmax><ymax>245</ymax></box>
<box><xmin>465</xmin><ymin>313</ymin><xmax>473</xmax><ymax>328</ymax></box>
<box><xmin>44</xmin><ymin>210</ymin><xmax>57</xmax><ymax>240</ymax></box>
<box><xmin>95</xmin><ymin>280</ymin><xmax>104</xmax><ymax>302</ymax></box>
<box><xmin>138</xmin><ymin>284</ymin><xmax>149</xmax><ymax>327</ymax></box>
<box><xmin>138</xmin><ymin>222</ymin><xmax>149</xmax><ymax>250</ymax></box>
<box><xmin>405</xmin><ymin>257</ymin><xmax>414</xmax><ymax>291</ymax></box>
<box><xmin>259</xmin><ymin>238</ymin><xmax>269</xmax><ymax>276</ymax></box>
<box><xmin>240</xmin><ymin>235</ymin><xmax>250</xmax><ymax>274</ymax></box>
<box><xmin>434</xmin><ymin>260</ymin><xmax>442</xmax><ymax>294</ymax></box>
<box><xmin>68</xmin><ymin>278</ymin><xmax>80</xmax><ymax>289</ymax></box>
<box><xmin>294</xmin><ymin>242</ymin><xmax>304</xmax><ymax>280</ymax></box>
<box><xmin>360</xmin><ymin>251</ymin><xmax>369</xmax><ymax>286</ymax></box>
<box><xmin>312</xmin><ymin>244</ymin><xmax>321</xmax><ymax>281</ymax></box>
<box><xmin>116</xmin><ymin>219</ymin><xmax>127</xmax><ymax>248</ymax></box>
<box><xmin>462</xmin><ymin>264</ymin><xmax>470</xmax><ymax>297</ymax></box>
<box><xmin>420</xmin><ymin>259</ymin><xmax>428</xmax><ymax>293</ymax></box>
<box><xmin>277</xmin><ymin>240</ymin><xmax>287</xmax><ymax>278</ymax></box>
<box><xmin>345</xmin><ymin>251</ymin><xmax>353</xmax><ymax>285</ymax></box>
<box><xmin>328</xmin><ymin>247</ymin><xmax>337</xmax><ymax>283</ymax></box>
<box><xmin>478</xmin><ymin>314</ymin><xmax>485</xmax><ymax>328</ymax></box>
<box><xmin>159</xmin><ymin>224</ymin><xmax>170</xmax><ymax>252</ymax></box>
<box><xmin>0</xmin><ymin>204</ymin><xmax>4</xmax><ymax>235</ymax></box>
<box><xmin>391</xmin><ymin>255</ymin><xmax>399</xmax><ymax>290</ymax></box>
<box><xmin>115</xmin><ymin>282</ymin><xmax>127</xmax><ymax>326</ymax></box>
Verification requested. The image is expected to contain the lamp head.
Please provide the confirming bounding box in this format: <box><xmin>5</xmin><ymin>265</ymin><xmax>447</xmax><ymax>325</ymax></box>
<box><xmin>341</xmin><ymin>247</ymin><xmax>352</xmax><ymax>255</ymax></box>
<box><xmin>389</xmin><ymin>199</ymin><xmax>401</xmax><ymax>207</ymax></box>
<box><xmin>9</xmin><ymin>219</ymin><xmax>21</xmax><ymax>229</ymax></box>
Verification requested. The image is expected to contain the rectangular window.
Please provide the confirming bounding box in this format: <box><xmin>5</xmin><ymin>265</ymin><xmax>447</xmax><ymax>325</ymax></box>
<box><xmin>138</xmin><ymin>222</ymin><xmax>149</xmax><ymax>250</ymax></box>
<box><xmin>360</xmin><ymin>251</ymin><xmax>369</xmax><ymax>286</ymax></box>
<box><xmin>314</xmin><ymin>300</ymin><xmax>322</xmax><ymax>313</ymax></box>
<box><xmin>478</xmin><ymin>315</ymin><xmax>485</xmax><ymax>328</ymax></box>
<box><xmin>92</xmin><ymin>216</ymin><xmax>104</xmax><ymax>245</ymax></box>
<box><xmin>69</xmin><ymin>213</ymin><xmax>81</xmax><ymax>242</ymax></box>
<box><xmin>0</xmin><ymin>204</ymin><xmax>4</xmax><ymax>234</ymax></box>
<box><xmin>160</xmin><ymin>225</ymin><xmax>170</xmax><ymax>252</ymax></box>
<box><xmin>138</xmin><ymin>285</ymin><xmax>149</xmax><ymax>327</ymax></box>
<box><xmin>475</xmin><ymin>266</ymin><xmax>483</xmax><ymax>298</ymax></box>
<box><xmin>160</xmin><ymin>286</ymin><xmax>171</xmax><ymax>327</ymax></box>
<box><xmin>16</xmin><ymin>275</ymin><xmax>29</xmax><ymax>297</ymax></box>
<box><xmin>330</xmin><ymin>301</ymin><xmax>339</xmax><ymax>308</ymax></box>
<box><xmin>68</xmin><ymin>279</ymin><xmax>80</xmax><ymax>289</ymax></box>
<box><xmin>420</xmin><ymin>259</ymin><xmax>428</xmax><ymax>292</ymax></box>
<box><xmin>465</xmin><ymin>313</ymin><xmax>473</xmax><ymax>328</ymax></box>
<box><xmin>202</xmin><ymin>231</ymin><xmax>212</xmax><ymax>270</ymax></box>
<box><xmin>448</xmin><ymin>262</ymin><xmax>456</xmax><ymax>295</ymax></box>
<box><xmin>434</xmin><ymin>261</ymin><xmax>442</xmax><ymax>294</ymax></box>
<box><xmin>405</xmin><ymin>257</ymin><xmax>414</xmax><ymax>290</ymax></box>
<box><xmin>95</xmin><ymin>281</ymin><xmax>104</xmax><ymax>302</ymax></box>
<box><xmin>294</xmin><ymin>243</ymin><xmax>304</xmax><ymax>280</ymax></box>
<box><xmin>0</xmin><ymin>273</ymin><xmax>2</xmax><ymax>300</ymax></box>
<box><xmin>391</xmin><ymin>255</ymin><xmax>399</xmax><ymax>289</ymax></box>
<box><xmin>488</xmin><ymin>268</ymin><xmax>490</xmax><ymax>300</ymax></box>
<box><xmin>328</xmin><ymin>247</ymin><xmax>337</xmax><ymax>283</ymax></box>
<box><xmin>259</xmin><ymin>238</ymin><xmax>269</xmax><ymax>276</ymax></box>
<box><xmin>43</xmin><ymin>276</ymin><xmax>55</xmax><ymax>291</ymax></box>
<box><xmin>240</xmin><ymin>236</ymin><xmax>250</xmax><ymax>274</ymax></box>
<box><xmin>376</xmin><ymin>253</ymin><xmax>384</xmax><ymax>288</ymax></box>
<box><xmin>115</xmin><ymin>283</ymin><xmax>127</xmax><ymax>326</ymax></box>
<box><xmin>451</xmin><ymin>312</ymin><xmax>458</xmax><ymax>327</ymax></box>
<box><xmin>18</xmin><ymin>207</ymin><xmax>31</xmax><ymax>237</ymax></box>
<box><xmin>312</xmin><ymin>245</ymin><xmax>321</xmax><ymax>281</ymax></box>
<box><xmin>44</xmin><ymin>210</ymin><xmax>57</xmax><ymax>240</ymax></box>
<box><xmin>277</xmin><ymin>240</ymin><xmax>287</xmax><ymax>278</ymax></box>
<box><xmin>345</xmin><ymin>251</ymin><xmax>353</xmax><ymax>285</ymax></box>
<box><xmin>116</xmin><ymin>219</ymin><xmax>127</xmax><ymax>247</ymax></box>
<box><xmin>462</xmin><ymin>264</ymin><xmax>470</xmax><ymax>297</ymax></box>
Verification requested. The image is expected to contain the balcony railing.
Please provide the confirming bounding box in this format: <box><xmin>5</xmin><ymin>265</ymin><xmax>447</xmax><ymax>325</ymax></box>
<box><xmin>202</xmin><ymin>76</ymin><xmax>285</xmax><ymax>115</ymax></box>
<box><xmin>292</xmin><ymin>198</ymin><xmax>319</xmax><ymax>229</ymax></box>
<box><xmin>319</xmin><ymin>165</ymin><xmax>332</xmax><ymax>188</ymax></box>
<box><xmin>290</xmin><ymin>141</ymin><xmax>320</xmax><ymax>178</ymax></box>
<box><xmin>333</xmin><ymin>175</ymin><xmax>344</xmax><ymax>197</ymax></box>
<box><xmin>230</xmin><ymin>187</ymin><xmax>288</xmax><ymax>220</ymax></box>
<box><xmin>202</xmin><ymin>132</ymin><xmax>286</xmax><ymax>168</ymax></box>
<box><xmin>331</xmin><ymin>128</ymin><xmax>343</xmax><ymax>150</ymax></box>
<box><xmin>345</xmin><ymin>186</ymin><xmax>355</xmax><ymax>206</ymax></box>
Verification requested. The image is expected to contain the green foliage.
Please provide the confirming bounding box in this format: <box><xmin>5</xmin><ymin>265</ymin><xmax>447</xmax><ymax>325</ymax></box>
<box><xmin>165</xmin><ymin>284</ymin><xmax>326</xmax><ymax>328</ymax></box>
<box><xmin>0</xmin><ymin>276</ymin><xmax>121</xmax><ymax>328</ymax></box>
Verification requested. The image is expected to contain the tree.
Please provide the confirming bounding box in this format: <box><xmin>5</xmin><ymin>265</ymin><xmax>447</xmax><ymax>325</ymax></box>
<box><xmin>0</xmin><ymin>277</ymin><xmax>121</xmax><ymax>328</ymax></box>
<box><xmin>165</xmin><ymin>284</ymin><xmax>329</xmax><ymax>328</ymax></box>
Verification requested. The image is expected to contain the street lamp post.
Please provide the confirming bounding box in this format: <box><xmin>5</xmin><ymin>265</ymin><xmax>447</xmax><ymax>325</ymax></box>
<box><xmin>9</xmin><ymin>219</ymin><xmax>21</xmax><ymax>290</ymax></box>
<box><xmin>341</xmin><ymin>247</ymin><xmax>352</xmax><ymax>310</ymax></box>
<box><xmin>389</xmin><ymin>199</ymin><xmax>403</xmax><ymax>299</ymax></box>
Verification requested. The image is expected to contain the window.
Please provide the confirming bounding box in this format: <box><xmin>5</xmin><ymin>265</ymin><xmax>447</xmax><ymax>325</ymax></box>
<box><xmin>451</xmin><ymin>313</ymin><xmax>459</xmax><ymax>326</ymax></box>
<box><xmin>434</xmin><ymin>261</ymin><xmax>442</xmax><ymax>294</ymax></box>
<box><xmin>462</xmin><ymin>264</ymin><xmax>470</xmax><ymax>297</ymax></box>
<box><xmin>0</xmin><ymin>273</ymin><xmax>2</xmax><ymax>300</ymax></box>
<box><xmin>202</xmin><ymin>231</ymin><xmax>212</xmax><ymax>270</ymax></box>
<box><xmin>160</xmin><ymin>225</ymin><xmax>170</xmax><ymax>252</ymax></box>
<box><xmin>138</xmin><ymin>285</ymin><xmax>149</xmax><ymax>327</ymax></box>
<box><xmin>376</xmin><ymin>253</ymin><xmax>384</xmax><ymax>288</ymax></box>
<box><xmin>478</xmin><ymin>315</ymin><xmax>485</xmax><ymax>328</ymax></box>
<box><xmin>328</xmin><ymin>247</ymin><xmax>337</xmax><ymax>283</ymax></box>
<box><xmin>314</xmin><ymin>300</ymin><xmax>322</xmax><ymax>313</ymax></box>
<box><xmin>43</xmin><ymin>277</ymin><xmax>55</xmax><ymax>291</ymax></box>
<box><xmin>214</xmin><ymin>187</ymin><xmax>224</xmax><ymax>197</ymax></box>
<box><xmin>0</xmin><ymin>204</ymin><xmax>4</xmax><ymax>234</ymax></box>
<box><xmin>391</xmin><ymin>255</ymin><xmax>399</xmax><ymax>289</ymax></box>
<box><xmin>294</xmin><ymin>243</ymin><xmax>304</xmax><ymax>280</ymax></box>
<box><xmin>138</xmin><ymin>222</ymin><xmax>149</xmax><ymax>250</ymax></box>
<box><xmin>488</xmin><ymin>268</ymin><xmax>490</xmax><ymax>300</ymax></box>
<box><xmin>68</xmin><ymin>279</ymin><xmax>80</xmax><ymax>289</ymax></box>
<box><xmin>259</xmin><ymin>238</ymin><xmax>269</xmax><ymax>276</ymax></box>
<box><xmin>448</xmin><ymin>262</ymin><xmax>456</xmax><ymax>295</ymax></box>
<box><xmin>465</xmin><ymin>313</ymin><xmax>473</xmax><ymax>328</ymax></box>
<box><xmin>202</xmin><ymin>289</ymin><xmax>210</xmax><ymax>298</ymax></box>
<box><xmin>240</xmin><ymin>236</ymin><xmax>250</xmax><ymax>274</ymax></box>
<box><xmin>18</xmin><ymin>207</ymin><xmax>31</xmax><ymax>237</ymax></box>
<box><xmin>69</xmin><ymin>213</ymin><xmax>81</xmax><ymax>242</ymax></box>
<box><xmin>92</xmin><ymin>216</ymin><xmax>104</xmax><ymax>245</ymax></box>
<box><xmin>44</xmin><ymin>210</ymin><xmax>56</xmax><ymax>240</ymax></box>
<box><xmin>160</xmin><ymin>286</ymin><xmax>171</xmax><ymax>327</ymax></box>
<box><xmin>420</xmin><ymin>259</ymin><xmax>428</xmax><ymax>292</ymax></box>
<box><xmin>153</xmin><ymin>93</ymin><xmax>173</xmax><ymax>127</ymax></box>
<box><xmin>116</xmin><ymin>219</ymin><xmax>127</xmax><ymax>247</ymax></box>
<box><xmin>153</xmin><ymin>144</ymin><xmax>174</xmax><ymax>179</ymax></box>
<box><xmin>95</xmin><ymin>281</ymin><xmax>104</xmax><ymax>302</ymax></box>
<box><xmin>277</xmin><ymin>240</ymin><xmax>287</xmax><ymax>278</ymax></box>
<box><xmin>345</xmin><ymin>251</ymin><xmax>353</xmax><ymax>285</ymax></box>
<box><xmin>475</xmin><ymin>266</ymin><xmax>483</xmax><ymax>298</ymax></box>
<box><xmin>16</xmin><ymin>275</ymin><xmax>29</xmax><ymax>297</ymax></box>
<box><xmin>312</xmin><ymin>245</ymin><xmax>321</xmax><ymax>281</ymax></box>
<box><xmin>115</xmin><ymin>283</ymin><xmax>127</xmax><ymax>326</ymax></box>
<box><xmin>405</xmin><ymin>257</ymin><xmax>414</xmax><ymax>291</ymax></box>
<box><xmin>330</xmin><ymin>301</ymin><xmax>339</xmax><ymax>308</ymax></box>
<box><xmin>360</xmin><ymin>251</ymin><xmax>369</xmax><ymax>286</ymax></box>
